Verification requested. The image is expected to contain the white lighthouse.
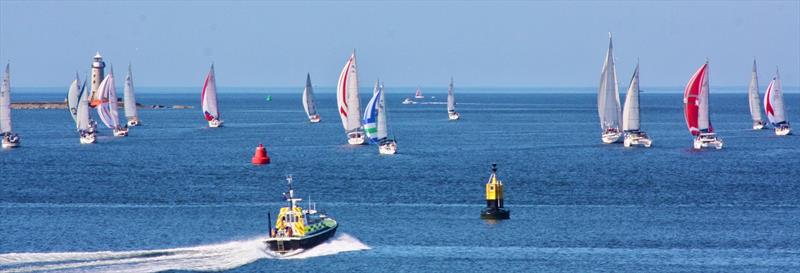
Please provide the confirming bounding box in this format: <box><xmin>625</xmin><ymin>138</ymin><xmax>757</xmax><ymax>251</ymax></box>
<box><xmin>90</xmin><ymin>52</ymin><xmax>105</xmax><ymax>107</ymax></box>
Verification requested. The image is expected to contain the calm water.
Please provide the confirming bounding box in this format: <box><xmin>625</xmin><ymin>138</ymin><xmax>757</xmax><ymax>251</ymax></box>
<box><xmin>1</xmin><ymin>89</ymin><xmax>799</xmax><ymax>272</ymax></box>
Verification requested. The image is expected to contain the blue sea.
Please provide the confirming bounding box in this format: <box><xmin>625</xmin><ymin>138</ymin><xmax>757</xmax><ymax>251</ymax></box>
<box><xmin>1</xmin><ymin>87</ymin><xmax>799</xmax><ymax>272</ymax></box>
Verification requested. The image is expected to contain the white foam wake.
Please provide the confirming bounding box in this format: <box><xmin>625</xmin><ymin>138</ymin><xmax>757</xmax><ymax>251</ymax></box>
<box><xmin>0</xmin><ymin>233</ymin><xmax>369</xmax><ymax>273</ymax></box>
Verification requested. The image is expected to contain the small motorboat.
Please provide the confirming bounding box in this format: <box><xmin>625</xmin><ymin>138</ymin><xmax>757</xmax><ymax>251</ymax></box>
<box><xmin>265</xmin><ymin>176</ymin><xmax>338</xmax><ymax>255</ymax></box>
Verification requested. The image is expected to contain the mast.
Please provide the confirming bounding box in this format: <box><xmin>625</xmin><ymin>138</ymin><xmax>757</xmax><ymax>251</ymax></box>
<box><xmin>201</xmin><ymin>64</ymin><xmax>219</xmax><ymax>121</ymax></box>
<box><xmin>0</xmin><ymin>63</ymin><xmax>11</xmax><ymax>133</ymax></box>
<box><xmin>598</xmin><ymin>33</ymin><xmax>621</xmax><ymax>131</ymax></box>
<box><xmin>447</xmin><ymin>77</ymin><xmax>455</xmax><ymax>112</ymax></box>
<box><xmin>124</xmin><ymin>63</ymin><xmax>138</xmax><ymax>120</ymax></box>
<box><xmin>748</xmin><ymin>59</ymin><xmax>763</xmax><ymax>123</ymax></box>
<box><xmin>622</xmin><ymin>62</ymin><xmax>640</xmax><ymax>132</ymax></box>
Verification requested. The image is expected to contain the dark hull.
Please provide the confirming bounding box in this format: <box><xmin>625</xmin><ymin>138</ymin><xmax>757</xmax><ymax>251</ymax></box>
<box><xmin>266</xmin><ymin>225</ymin><xmax>337</xmax><ymax>254</ymax></box>
<box><xmin>480</xmin><ymin>207</ymin><xmax>510</xmax><ymax>220</ymax></box>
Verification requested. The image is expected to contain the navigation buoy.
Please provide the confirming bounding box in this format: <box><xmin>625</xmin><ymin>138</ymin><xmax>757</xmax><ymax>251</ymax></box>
<box><xmin>480</xmin><ymin>163</ymin><xmax>510</xmax><ymax>220</ymax></box>
<box><xmin>252</xmin><ymin>144</ymin><xmax>271</xmax><ymax>165</ymax></box>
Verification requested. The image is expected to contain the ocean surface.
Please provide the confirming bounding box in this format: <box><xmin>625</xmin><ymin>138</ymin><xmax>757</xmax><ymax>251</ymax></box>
<box><xmin>1</xmin><ymin>88</ymin><xmax>799</xmax><ymax>272</ymax></box>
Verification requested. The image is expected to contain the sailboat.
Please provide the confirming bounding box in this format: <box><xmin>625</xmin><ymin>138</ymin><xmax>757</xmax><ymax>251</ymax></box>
<box><xmin>96</xmin><ymin>66</ymin><xmax>128</xmax><ymax>137</ymax></box>
<box><xmin>68</xmin><ymin>73</ymin><xmax>82</xmax><ymax>123</ymax></box>
<box><xmin>124</xmin><ymin>63</ymin><xmax>140</xmax><ymax>126</ymax></box>
<box><xmin>598</xmin><ymin>33</ymin><xmax>622</xmax><ymax>144</ymax></box>
<box><xmin>764</xmin><ymin>67</ymin><xmax>791</xmax><ymax>136</ymax></box>
<box><xmin>621</xmin><ymin>62</ymin><xmax>652</xmax><ymax>148</ymax></box>
<box><xmin>364</xmin><ymin>80</ymin><xmax>397</xmax><ymax>154</ymax></box>
<box><xmin>1</xmin><ymin>63</ymin><xmax>20</xmax><ymax>148</ymax></box>
<box><xmin>447</xmin><ymin>77</ymin><xmax>460</xmax><ymax>120</ymax></box>
<box><xmin>302</xmin><ymin>73</ymin><xmax>320</xmax><ymax>123</ymax></box>
<box><xmin>414</xmin><ymin>87</ymin><xmax>424</xmax><ymax>99</ymax></box>
<box><xmin>201</xmin><ymin>64</ymin><xmax>223</xmax><ymax>127</ymax></box>
<box><xmin>76</xmin><ymin>77</ymin><xmax>96</xmax><ymax>144</ymax></box>
<box><xmin>336</xmin><ymin>51</ymin><xmax>365</xmax><ymax>145</ymax></box>
<box><xmin>684</xmin><ymin>61</ymin><xmax>723</xmax><ymax>149</ymax></box>
<box><xmin>748</xmin><ymin>59</ymin><xmax>766</xmax><ymax>130</ymax></box>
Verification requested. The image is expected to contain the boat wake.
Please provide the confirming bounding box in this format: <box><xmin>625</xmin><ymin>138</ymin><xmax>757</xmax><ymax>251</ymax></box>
<box><xmin>0</xmin><ymin>233</ymin><xmax>369</xmax><ymax>273</ymax></box>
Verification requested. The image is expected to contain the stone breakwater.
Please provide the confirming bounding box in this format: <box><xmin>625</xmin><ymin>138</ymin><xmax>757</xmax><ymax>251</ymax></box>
<box><xmin>11</xmin><ymin>102</ymin><xmax>193</xmax><ymax>110</ymax></box>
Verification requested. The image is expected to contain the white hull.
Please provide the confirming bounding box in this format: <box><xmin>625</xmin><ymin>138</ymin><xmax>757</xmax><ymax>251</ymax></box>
<box><xmin>775</xmin><ymin>126</ymin><xmax>792</xmax><ymax>136</ymax></box>
<box><xmin>379</xmin><ymin>140</ymin><xmax>397</xmax><ymax>154</ymax></box>
<box><xmin>601</xmin><ymin>130</ymin><xmax>622</xmax><ymax>144</ymax></box>
<box><xmin>308</xmin><ymin>115</ymin><xmax>321</xmax><ymax>123</ymax></box>
<box><xmin>2</xmin><ymin>138</ymin><xmax>20</xmax><ymax>149</ymax></box>
<box><xmin>127</xmin><ymin>118</ymin><xmax>140</xmax><ymax>127</ymax></box>
<box><xmin>752</xmin><ymin>122</ymin><xmax>765</xmax><ymax>130</ymax></box>
<box><xmin>692</xmin><ymin>133</ymin><xmax>723</xmax><ymax>150</ymax></box>
<box><xmin>623</xmin><ymin>132</ymin><xmax>652</xmax><ymax>148</ymax></box>
<box><xmin>414</xmin><ymin>96</ymin><xmax>424</xmax><ymax>99</ymax></box>
<box><xmin>347</xmin><ymin>132</ymin><xmax>366</xmax><ymax>145</ymax></box>
<box><xmin>113</xmin><ymin>127</ymin><xmax>129</xmax><ymax>137</ymax></box>
<box><xmin>208</xmin><ymin>119</ymin><xmax>223</xmax><ymax>128</ymax></box>
<box><xmin>448</xmin><ymin>112</ymin><xmax>460</xmax><ymax>121</ymax></box>
<box><xmin>80</xmin><ymin>133</ymin><xmax>96</xmax><ymax>144</ymax></box>
<box><xmin>402</xmin><ymin>99</ymin><xmax>415</xmax><ymax>105</ymax></box>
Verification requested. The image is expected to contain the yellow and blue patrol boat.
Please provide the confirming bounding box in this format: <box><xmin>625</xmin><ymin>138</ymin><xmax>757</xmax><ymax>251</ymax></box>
<box><xmin>265</xmin><ymin>176</ymin><xmax>338</xmax><ymax>254</ymax></box>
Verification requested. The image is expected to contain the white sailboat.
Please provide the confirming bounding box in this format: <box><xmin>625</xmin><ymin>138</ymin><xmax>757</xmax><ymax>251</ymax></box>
<box><xmin>76</xmin><ymin>77</ymin><xmax>96</xmax><ymax>144</ymax></box>
<box><xmin>414</xmin><ymin>87</ymin><xmax>424</xmax><ymax>99</ymax></box>
<box><xmin>1</xmin><ymin>63</ymin><xmax>20</xmax><ymax>148</ymax></box>
<box><xmin>96</xmin><ymin>66</ymin><xmax>128</xmax><ymax>137</ymax></box>
<box><xmin>447</xmin><ymin>77</ymin><xmax>460</xmax><ymax>120</ymax></box>
<box><xmin>598</xmin><ymin>33</ymin><xmax>622</xmax><ymax>144</ymax></box>
<box><xmin>302</xmin><ymin>73</ymin><xmax>320</xmax><ymax>123</ymax></box>
<box><xmin>336</xmin><ymin>51</ymin><xmax>365</xmax><ymax>145</ymax></box>
<box><xmin>68</xmin><ymin>73</ymin><xmax>82</xmax><ymax>123</ymax></box>
<box><xmin>748</xmin><ymin>59</ymin><xmax>765</xmax><ymax>130</ymax></box>
<box><xmin>364</xmin><ymin>80</ymin><xmax>397</xmax><ymax>154</ymax></box>
<box><xmin>621</xmin><ymin>62</ymin><xmax>652</xmax><ymax>147</ymax></box>
<box><xmin>124</xmin><ymin>63</ymin><xmax>140</xmax><ymax>126</ymax></box>
<box><xmin>684</xmin><ymin>61</ymin><xmax>722</xmax><ymax>149</ymax></box>
<box><xmin>201</xmin><ymin>64</ymin><xmax>223</xmax><ymax>127</ymax></box>
<box><xmin>764</xmin><ymin>67</ymin><xmax>791</xmax><ymax>136</ymax></box>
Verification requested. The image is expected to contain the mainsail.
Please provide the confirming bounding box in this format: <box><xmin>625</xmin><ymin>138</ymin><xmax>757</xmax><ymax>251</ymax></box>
<box><xmin>336</xmin><ymin>52</ymin><xmax>362</xmax><ymax>133</ymax></box>
<box><xmin>0</xmin><ymin>63</ymin><xmax>11</xmax><ymax>133</ymax></box>
<box><xmin>447</xmin><ymin>77</ymin><xmax>456</xmax><ymax>113</ymax></box>
<box><xmin>598</xmin><ymin>33</ymin><xmax>621</xmax><ymax>131</ymax></box>
<box><xmin>77</xmin><ymin>80</ymin><xmax>91</xmax><ymax>131</ymax></box>
<box><xmin>363</xmin><ymin>80</ymin><xmax>380</xmax><ymax>142</ymax></box>
<box><xmin>622</xmin><ymin>63</ymin><xmax>641</xmax><ymax>132</ymax></box>
<box><xmin>96</xmin><ymin>67</ymin><xmax>120</xmax><ymax>129</ymax></box>
<box><xmin>302</xmin><ymin>73</ymin><xmax>318</xmax><ymax>117</ymax></box>
<box><xmin>376</xmin><ymin>82</ymin><xmax>388</xmax><ymax>141</ymax></box>
<box><xmin>748</xmin><ymin>59</ymin><xmax>763</xmax><ymax>124</ymax></box>
<box><xmin>684</xmin><ymin>62</ymin><xmax>713</xmax><ymax>135</ymax></box>
<box><xmin>124</xmin><ymin>64</ymin><xmax>138</xmax><ymax>120</ymax></box>
<box><xmin>201</xmin><ymin>64</ymin><xmax>220</xmax><ymax>121</ymax></box>
<box><xmin>764</xmin><ymin>68</ymin><xmax>788</xmax><ymax>126</ymax></box>
<box><xmin>68</xmin><ymin>73</ymin><xmax>81</xmax><ymax>122</ymax></box>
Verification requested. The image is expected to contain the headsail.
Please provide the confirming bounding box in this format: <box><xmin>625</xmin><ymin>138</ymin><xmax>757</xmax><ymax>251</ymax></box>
<box><xmin>622</xmin><ymin>63</ymin><xmax>641</xmax><ymax>132</ymax></box>
<box><xmin>764</xmin><ymin>68</ymin><xmax>788</xmax><ymax>126</ymax></box>
<box><xmin>68</xmin><ymin>73</ymin><xmax>81</xmax><ymax>122</ymax></box>
<box><xmin>447</xmin><ymin>77</ymin><xmax>456</xmax><ymax>112</ymax></box>
<box><xmin>96</xmin><ymin>67</ymin><xmax>120</xmax><ymax>129</ymax></box>
<box><xmin>363</xmin><ymin>80</ymin><xmax>380</xmax><ymax>142</ymax></box>
<box><xmin>748</xmin><ymin>59</ymin><xmax>763</xmax><ymax>123</ymax></box>
<box><xmin>124</xmin><ymin>63</ymin><xmax>138</xmax><ymax>120</ymax></box>
<box><xmin>336</xmin><ymin>52</ymin><xmax>362</xmax><ymax>133</ymax></box>
<box><xmin>201</xmin><ymin>64</ymin><xmax>220</xmax><ymax>121</ymax></box>
<box><xmin>0</xmin><ymin>63</ymin><xmax>11</xmax><ymax>133</ymax></box>
<box><xmin>684</xmin><ymin>62</ymin><xmax>712</xmax><ymax>135</ymax></box>
<box><xmin>598</xmin><ymin>33</ymin><xmax>622</xmax><ymax>131</ymax></box>
<box><xmin>302</xmin><ymin>73</ymin><xmax>318</xmax><ymax>117</ymax></box>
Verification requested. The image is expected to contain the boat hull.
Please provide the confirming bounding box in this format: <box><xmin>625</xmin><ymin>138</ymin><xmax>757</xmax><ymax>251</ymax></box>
<box><xmin>80</xmin><ymin>133</ymin><xmax>96</xmax><ymax>144</ymax></box>
<box><xmin>752</xmin><ymin>121</ymin><xmax>765</xmax><ymax>130</ymax></box>
<box><xmin>379</xmin><ymin>140</ymin><xmax>397</xmax><ymax>155</ymax></box>
<box><xmin>347</xmin><ymin>132</ymin><xmax>366</xmax><ymax>145</ymax></box>
<box><xmin>601</xmin><ymin>131</ymin><xmax>622</xmax><ymax>144</ymax></box>
<box><xmin>693</xmin><ymin>133</ymin><xmax>723</xmax><ymax>150</ymax></box>
<box><xmin>127</xmin><ymin>119</ymin><xmax>140</xmax><ymax>127</ymax></box>
<box><xmin>2</xmin><ymin>134</ymin><xmax>20</xmax><ymax>148</ymax></box>
<box><xmin>623</xmin><ymin>132</ymin><xmax>652</xmax><ymax>148</ymax></box>
<box><xmin>448</xmin><ymin>112</ymin><xmax>460</xmax><ymax>121</ymax></box>
<box><xmin>775</xmin><ymin>126</ymin><xmax>792</xmax><ymax>136</ymax></box>
<box><xmin>208</xmin><ymin>119</ymin><xmax>223</xmax><ymax>128</ymax></box>
<box><xmin>308</xmin><ymin>115</ymin><xmax>321</xmax><ymax>123</ymax></box>
<box><xmin>266</xmin><ymin>225</ymin><xmax>338</xmax><ymax>254</ymax></box>
<box><xmin>2</xmin><ymin>139</ymin><xmax>19</xmax><ymax>149</ymax></box>
<box><xmin>480</xmin><ymin>207</ymin><xmax>510</xmax><ymax>220</ymax></box>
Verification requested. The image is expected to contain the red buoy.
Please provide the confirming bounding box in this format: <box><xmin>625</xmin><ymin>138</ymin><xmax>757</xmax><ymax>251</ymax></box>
<box><xmin>252</xmin><ymin>144</ymin><xmax>271</xmax><ymax>165</ymax></box>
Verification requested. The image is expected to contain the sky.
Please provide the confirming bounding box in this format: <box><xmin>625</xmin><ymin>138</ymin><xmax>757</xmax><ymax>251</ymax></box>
<box><xmin>0</xmin><ymin>0</ymin><xmax>798</xmax><ymax>89</ymax></box>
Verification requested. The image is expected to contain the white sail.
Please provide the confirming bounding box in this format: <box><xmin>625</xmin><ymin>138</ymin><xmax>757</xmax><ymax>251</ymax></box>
<box><xmin>0</xmin><ymin>63</ymin><xmax>11</xmax><ymax>133</ymax></box>
<box><xmin>77</xmin><ymin>82</ymin><xmax>91</xmax><ymax>131</ymax></box>
<box><xmin>764</xmin><ymin>68</ymin><xmax>787</xmax><ymax>125</ymax></box>
<box><xmin>201</xmin><ymin>64</ymin><xmax>220</xmax><ymax>121</ymax></box>
<box><xmin>622</xmin><ymin>63</ymin><xmax>640</xmax><ymax>131</ymax></box>
<box><xmin>124</xmin><ymin>64</ymin><xmax>138</xmax><ymax>119</ymax></box>
<box><xmin>302</xmin><ymin>73</ymin><xmax>317</xmax><ymax>117</ymax></box>
<box><xmin>598</xmin><ymin>33</ymin><xmax>622</xmax><ymax>131</ymax></box>
<box><xmin>697</xmin><ymin>62</ymin><xmax>711</xmax><ymax>131</ymax></box>
<box><xmin>377</xmin><ymin>82</ymin><xmax>388</xmax><ymax>140</ymax></box>
<box><xmin>447</xmin><ymin>77</ymin><xmax>456</xmax><ymax>112</ymax></box>
<box><xmin>68</xmin><ymin>73</ymin><xmax>81</xmax><ymax>123</ymax></box>
<box><xmin>336</xmin><ymin>52</ymin><xmax>362</xmax><ymax>133</ymax></box>
<box><xmin>96</xmin><ymin>68</ymin><xmax>120</xmax><ymax>129</ymax></box>
<box><xmin>748</xmin><ymin>59</ymin><xmax>763</xmax><ymax>123</ymax></box>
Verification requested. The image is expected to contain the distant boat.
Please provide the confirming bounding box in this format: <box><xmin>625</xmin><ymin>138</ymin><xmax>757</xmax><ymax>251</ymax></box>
<box><xmin>364</xmin><ymin>80</ymin><xmax>397</xmax><ymax>154</ymax></box>
<box><xmin>414</xmin><ymin>87</ymin><xmax>424</xmax><ymax>99</ymax></box>
<box><xmin>302</xmin><ymin>73</ymin><xmax>320</xmax><ymax>123</ymax></box>
<box><xmin>401</xmin><ymin>98</ymin><xmax>416</xmax><ymax>105</ymax></box>
<box><xmin>76</xmin><ymin>76</ymin><xmax>96</xmax><ymax>144</ymax></box>
<box><xmin>764</xmin><ymin>67</ymin><xmax>791</xmax><ymax>136</ymax></box>
<box><xmin>124</xmin><ymin>63</ymin><xmax>140</xmax><ymax>127</ymax></box>
<box><xmin>684</xmin><ymin>61</ymin><xmax>723</xmax><ymax>149</ymax></box>
<box><xmin>96</xmin><ymin>66</ymin><xmax>128</xmax><ymax>137</ymax></box>
<box><xmin>201</xmin><ymin>64</ymin><xmax>223</xmax><ymax>128</ymax></box>
<box><xmin>336</xmin><ymin>51</ymin><xmax>365</xmax><ymax>145</ymax></box>
<box><xmin>447</xmin><ymin>77</ymin><xmax>460</xmax><ymax>120</ymax></box>
<box><xmin>1</xmin><ymin>63</ymin><xmax>20</xmax><ymax>148</ymax></box>
<box><xmin>621</xmin><ymin>62</ymin><xmax>652</xmax><ymax>148</ymax></box>
<box><xmin>598</xmin><ymin>33</ymin><xmax>622</xmax><ymax>144</ymax></box>
<box><xmin>748</xmin><ymin>59</ymin><xmax>765</xmax><ymax>130</ymax></box>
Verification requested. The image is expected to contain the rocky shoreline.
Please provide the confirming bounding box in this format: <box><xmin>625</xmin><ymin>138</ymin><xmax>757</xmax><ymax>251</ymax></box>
<box><xmin>11</xmin><ymin>102</ymin><xmax>193</xmax><ymax>110</ymax></box>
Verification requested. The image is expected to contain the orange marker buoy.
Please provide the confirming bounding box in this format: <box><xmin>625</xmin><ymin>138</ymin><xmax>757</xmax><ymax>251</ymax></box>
<box><xmin>251</xmin><ymin>144</ymin><xmax>270</xmax><ymax>165</ymax></box>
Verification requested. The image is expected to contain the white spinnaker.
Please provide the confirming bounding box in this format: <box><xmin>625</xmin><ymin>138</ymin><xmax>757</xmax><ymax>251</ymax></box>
<box><xmin>201</xmin><ymin>65</ymin><xmax>220</xmax><ymax>120</ymax></box>
<box><xmin>598</xmin><ymin>33</ymin><xmax>621</xmax><ymax>130</ymax></box>
<box><xmin>0</xmin><ymin>63</ymin><xmax>11</xmax><ymax>133</ymax></box>
<box><xmin>748</xmin><ymin>59</ymin><xmax>763</xmax><ymax>123</ymax></box>
<box><xmin>622</xmin><ymin>63</ymin><xmax>640</xmax><ymax>131</ymax></box>
<box><xmin>68</xmin><ymin>74</ymin><xmax>81</xmax><ymax>122</ymax></box>
<box><xmin>96</xmin><ymin>72</ymin><xmax>119</xmax><ymax>129</ymax></box>
<box><xmin>302</xmin><ymin>73</ymin><xmax>317</xmax><ymax>117</ymax></box>
<box><xmin>447</xmin><ymin>77</ymin><xmax>455</xmax><ymax>112</ymax></box>
<box><xmin>77</xmin><ymin>80</ymin><xmax>91</xmax><ymax>131</ymax></box>
<box><xmin>124</xmin><ymin>64</ymin><xmax>138</xmax><ymax>119</ymax></box>
<box><xmin>377</xmin><ymin>83</ymin><xmax>388</xmax><ymax>140</ymax></box>
<box><xmin>697</xmin><ymin>62</ymin><xmax>711</xmax><ymax>131</ymax></box>
<box><xmin>336</xmin><ymin>53</ymin><xmax>362</xmax><ymax>132</ymax></box>
<box><xmin>764</xmin><ymin>68</ymin><xmax>787</xmax><ymax>124</ymax></box>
